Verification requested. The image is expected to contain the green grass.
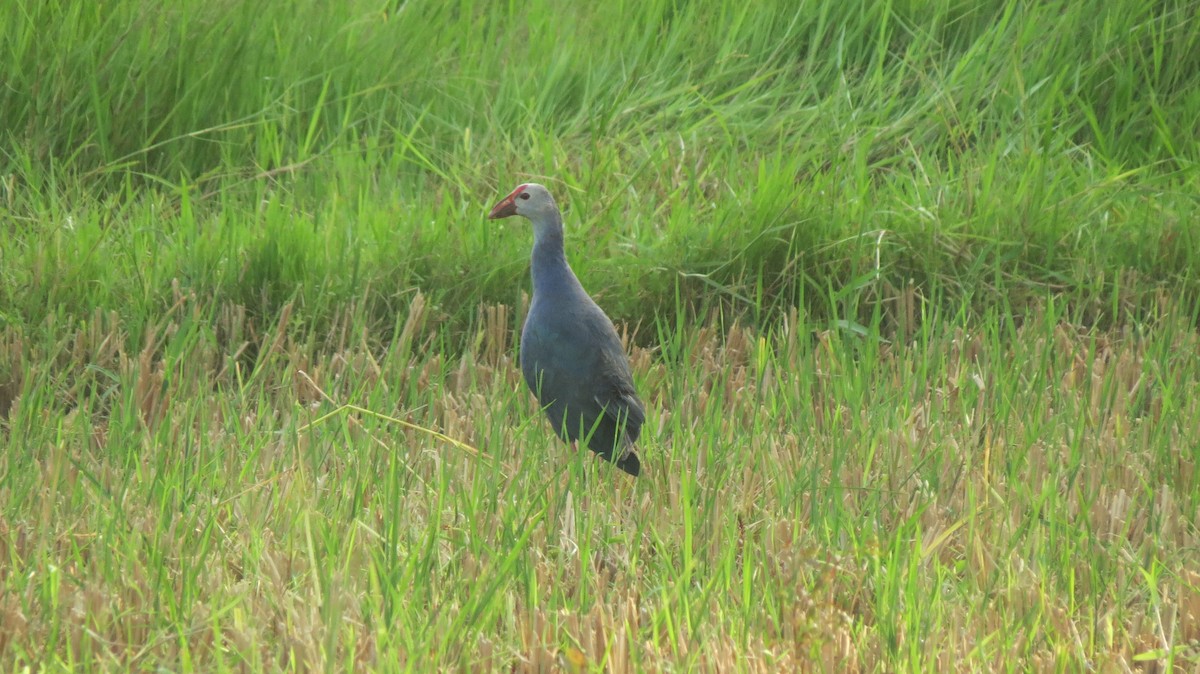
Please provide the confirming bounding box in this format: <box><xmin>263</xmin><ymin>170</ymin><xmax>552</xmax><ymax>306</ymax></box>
<box><xmin>2</xmin><ymin>0</ymin><xmax>1199</xmax><ymax>670</ymax></box>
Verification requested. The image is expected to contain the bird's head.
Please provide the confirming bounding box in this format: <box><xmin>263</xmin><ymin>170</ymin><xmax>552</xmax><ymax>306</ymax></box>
<box><xmin>487</xmin><ymin>183</ymin><xmax>558</xmax><ymax>222</ymax></box>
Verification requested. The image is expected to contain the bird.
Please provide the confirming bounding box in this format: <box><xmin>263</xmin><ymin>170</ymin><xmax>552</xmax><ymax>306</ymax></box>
<box><xmin>488</xmin><ymin>183</ymin><xmax>645</xmax><ymax>476</ymax></box>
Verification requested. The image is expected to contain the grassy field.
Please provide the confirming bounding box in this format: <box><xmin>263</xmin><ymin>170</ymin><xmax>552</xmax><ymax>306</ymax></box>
<box><xmin>2</xmin><ymin>0</ymin><xmax>1199</xmax><ymax>671</ymax></box>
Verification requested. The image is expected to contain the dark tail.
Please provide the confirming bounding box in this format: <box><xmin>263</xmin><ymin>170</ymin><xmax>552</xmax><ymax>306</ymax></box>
<box><xmin>614</xmin><ymin>450</ymin><xmax>641</xmax><ymax>476</ymax></box>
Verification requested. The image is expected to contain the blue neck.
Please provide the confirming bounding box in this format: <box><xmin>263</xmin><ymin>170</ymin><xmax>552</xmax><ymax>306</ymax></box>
<box><xmin>529</xmin><ymin>210</ymin><xmax>579</xmax><ymax>296</ymax></box>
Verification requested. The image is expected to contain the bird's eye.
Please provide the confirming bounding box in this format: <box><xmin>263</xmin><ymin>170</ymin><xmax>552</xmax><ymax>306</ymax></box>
<box><xmin>518</xmin><ymin>193</ymin><xmax>531</xmax><ymax>200</ymax></box>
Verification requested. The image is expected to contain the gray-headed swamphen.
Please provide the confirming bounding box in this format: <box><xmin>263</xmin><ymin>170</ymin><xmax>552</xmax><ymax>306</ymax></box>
<box><xmin>488</xmin><ymin>183</ymin><xmax>645</xmax><ymax>476</ymax></box>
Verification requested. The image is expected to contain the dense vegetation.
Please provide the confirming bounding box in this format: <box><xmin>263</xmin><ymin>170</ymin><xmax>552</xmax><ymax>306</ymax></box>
<box><xmin>2</xmin><ymin>0</ymin><xmax>1198</xmax><ymax>670</ymax></box>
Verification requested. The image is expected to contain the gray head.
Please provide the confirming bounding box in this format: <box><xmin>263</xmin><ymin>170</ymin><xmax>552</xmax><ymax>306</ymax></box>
<box><xmin>487</xmin><ymin>183</ymin><xmax>560</xmax><ymax>224</ymax></box>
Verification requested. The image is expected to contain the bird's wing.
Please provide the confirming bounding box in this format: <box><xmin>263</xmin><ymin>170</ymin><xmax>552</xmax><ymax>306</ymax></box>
<box><xmin>580</xmin><ymin>308</ymin><xmax>645</xmax><ymax>436</ymax></box>
<box><xmin>593</xmin><ymin>363</ymin><xmax>645</xmax><ymax>443</ymax></box>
